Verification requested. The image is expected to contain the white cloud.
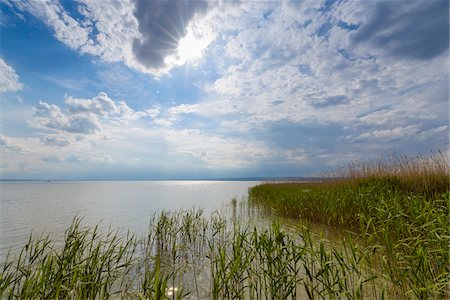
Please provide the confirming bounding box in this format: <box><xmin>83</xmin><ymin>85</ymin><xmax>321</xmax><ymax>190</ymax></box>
<box><xmin>417</xmin><ymin>125</ymin><xmax>448</xmax><ymax>141</ymax></box>
<box><xmin>9</xmin><ymin>0</ymin><xmax>140</xmax><ymax>71</ymax></box>
<box><xmin>164</xmin><ymin>129</ymin><xmax>272</xmax><ymax>168</ymax></box>
<box><xmin>163</xmin><ymin>128</ymin><xmax>311</xmax><ymax>169</ymax></box>
<box><xmin>204</xmin><ymin>0</ymin><xmax>448</xmax><ymax>141</ymax></box>
<box><xmin>2</xmin><ymin>0</ymin><xmax>448</xmax><ymax>178</ymax></box>
<box><xmin>143</xmin><ymin>108</ymin><xmax>160</xmax><ymax>118</ymax></box>
<box><xmin>355</xmin><ymin>125</ymin><xmax>419</xmax><ymax>141</ymax></box>
<box><xmin>32</xmin><ymin>92</ymin><xmax>158</xmax><ymax>135</ymax></box>
<box><xmin>153</xmin><ymin>118</ymin><xmax>173</xmax><ymax>127</ymax></box>
<box><xmin>65</xmin><ymin>92</ymin><xmax>118</xmax><ymax>116</ymax></box>
<box><xmin>33</xmin><ymin>100</ymin><xmax>101</xmax><ymax>134</ymax></box>
<box><xmin>9</xmin><ymin>0</ymin><xmax>219</xmax><ymax>76</ymax></box>
<box><xmin>14</xmin><ymin>0</ymin><xmax>91</xmax><ymax>50</ymax></box>
<box><xmin>168</xmin><ymin>103</ymin><xmax>201</xmax><ymax>116</ymax></box>
<box><xmin>0</xmin><ymin>58</ymin><xmax>23</xmax><ymax>93</ymax></box>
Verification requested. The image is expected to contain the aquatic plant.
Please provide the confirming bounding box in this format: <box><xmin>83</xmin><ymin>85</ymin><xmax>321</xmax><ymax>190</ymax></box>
<box><xmin>1</xmin><ymin>152</ymin><xmax>448</xmax><ymax>299</ymax></box>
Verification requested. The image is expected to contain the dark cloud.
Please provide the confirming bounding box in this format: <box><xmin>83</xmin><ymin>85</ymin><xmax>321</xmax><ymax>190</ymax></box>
<box><xmin>270</xmin><ymin>100</ymin><xmax>285</xmax><ymax>106</ymax></box>
<box><xmin>132</xmin><ymin>0</ymin><xmax>209</xmax><ymax>69</ymax></box>
<box><xmin>351</xmin><ymin>0</ymin><xmax>449</xmax><ymax>60</ymax></box>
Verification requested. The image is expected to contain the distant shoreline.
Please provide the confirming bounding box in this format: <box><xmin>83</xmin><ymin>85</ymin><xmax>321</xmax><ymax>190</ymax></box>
<box><xmin>0</xmin><ymin>177</ymin><xmax>327</xmax><ymax>182</ymax></box>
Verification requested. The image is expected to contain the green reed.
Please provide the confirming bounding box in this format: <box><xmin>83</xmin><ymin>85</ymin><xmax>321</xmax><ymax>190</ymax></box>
<box><xmin>1</xmin><ymin>153</ymin><xmax>448</xmax><ymax>299</ymax></box>
<box><xmin>249</xmin><ymin>153</ymin><xmax>449</xmax><ymax>298</ymax></box>
<box><xmin>0</xmin><ymin>210</ymin><xmax>393</xmax><ymax>299</ymax></box>
<box><xmin>1</xmin><ymin>209</ymin><xmax>385</xmax><ymax>299</ymax></box>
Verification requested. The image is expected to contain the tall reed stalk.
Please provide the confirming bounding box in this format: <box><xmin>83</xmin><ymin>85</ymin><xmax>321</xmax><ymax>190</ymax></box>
<box><xmin>1</xmin><ymin>153</ymin><xmax>448</xmax><ymax>299</ymax></box>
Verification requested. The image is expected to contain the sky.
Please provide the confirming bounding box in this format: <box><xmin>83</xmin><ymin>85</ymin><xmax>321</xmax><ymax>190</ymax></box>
<box><xmin>0</xmin><ymin>0</ymin><xmax>448</xmax><ymax>180</ymax></box>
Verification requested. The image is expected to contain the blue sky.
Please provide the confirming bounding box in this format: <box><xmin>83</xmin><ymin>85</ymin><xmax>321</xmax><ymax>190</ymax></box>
<box><xmin>0</xmin><ymin>0</ymin><xmax>448</xmax><ymax>180</ymax></box>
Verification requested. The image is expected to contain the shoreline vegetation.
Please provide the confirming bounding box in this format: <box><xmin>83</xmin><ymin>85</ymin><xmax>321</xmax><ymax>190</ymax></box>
<box><xmin>1</xmin><ymin>153</ymin><xmax>449</xmax><ymax>299</ymax></box>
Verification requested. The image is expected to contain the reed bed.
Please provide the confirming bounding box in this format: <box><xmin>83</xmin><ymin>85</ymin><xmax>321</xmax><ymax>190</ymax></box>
<box><xmin>1</xmin><ymin>153</ymin><xmax>448</xmax><ymax>299</ymax></box>
<box><xmin>1</xmin><ymin>209</ymin><xmax>385</xmax><ymax>299</ymax></box>
<box><xmin>249</xmin><ymin>152</ymin><xmax>450</xmax><ymax>298</ymax></box>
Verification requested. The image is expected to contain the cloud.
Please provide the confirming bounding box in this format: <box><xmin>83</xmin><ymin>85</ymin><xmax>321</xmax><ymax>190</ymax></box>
<box><xmin>33</xmin><ymin>100</ymin><xmax>100</xmax><ymax>134</ymax></box>
<box><xmin>312</xmin><ymin>95</ymin><xmax>348</xmax><ymax>108</ymax></box>
<box><xmin>13</xmin><ymin>0</ymin><xmax>91</xmax><ymax>50</ymax></box>
<box><xmin>355</xmin><ymin>125</ymin><xmax>419</xmax><ymax>141</ymax></box>
<box><xmin>132</xmin><ymin>0</ymin><xmax>209</xmax><ymax>69</ymax></box>
<box><xmin>65</xmin><ymin>154</ymin><xmax>86</xmax><ymax>163</ymax></box>
<box><xmin>2</xmin><ymin>1</ymin><xmax>448</xmax><ymax>179</ymax></box>
<box><xmin>0</xmin><ymin>135</ymin><xmax>23</xmax><ymax>153</ymax></box>
<box><xmin>42</xmin><ymin>155</ymin><xmax>61</xmax><ymax>163</ymax></box>
<box><xmin>32</xmin><ymin>92</ymin><xmax>161</xmax><ymax>135</ymax></box>
<box><xmin>0</xmin><ymin>58</ymin><xmax>23</xmax><ymax>93</ymax></box>
<box><xmin>40</xmin><ymin>135</ymin><xmax>70</xmax><ymax>147</ymax></box>
<box><xmin>350</xmin><ymin>0</ymin><xmax>449</xmax><ymax>60</ymax></box>
<box><xmin>8</xmin><ymin>0</ymin><xmax>216</xmax><ymax>75</ymax></box>
<box><xmin>143</xmin><ymin>108</ymin><xmax>160</xmax><ymax>118</ymax></box>
<box><xmin>153</xmin><ymin>118</ymin><xmax>173</xmax><ymax>127</ymax></box>
<box><xmin>116</xmin><ymin>101</ymin><xmax>160</xmax><ymax>120</ymax></box>
<box><xmin>164</xmin><ymin>128</ymin><xmax>273</xmax><ymax>168</ymax></box>
<box><xmin>0</xmin><ymin>135</ymin><xmax>6</xmax><ymax>146</ymax></box>
<box><xmin>65</xmin><ymin>92</ymin><xmax>118</xmax><ymax>116</ymax></box>
<box><xmin>8</xmin><ymin>0</ymin><xmax>138</xmax><ymax>69</ymax></box>
<box><xmin>168</xmin><ymin>103</ymin><xmax>201</xmax><ymax>115</ymax></box>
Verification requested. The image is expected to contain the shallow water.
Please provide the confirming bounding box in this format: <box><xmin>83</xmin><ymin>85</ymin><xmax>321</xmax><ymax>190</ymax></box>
<box><xmin>0</xmin><ymin>180</ymin><xmax>259</xmax><ymax>260</ymax></box>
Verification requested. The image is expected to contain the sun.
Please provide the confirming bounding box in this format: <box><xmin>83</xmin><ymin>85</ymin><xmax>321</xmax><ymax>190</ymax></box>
<box><xmin>177</xmin><ymin>26</ymin><xmax>212</xmax><ymax>64</ymax></box>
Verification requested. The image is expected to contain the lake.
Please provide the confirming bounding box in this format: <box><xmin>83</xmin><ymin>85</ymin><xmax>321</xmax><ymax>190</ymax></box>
<box><xmin>0</xmin><ymin>180</ymin><xmax>260</xmax><ymax>260</ymax></box>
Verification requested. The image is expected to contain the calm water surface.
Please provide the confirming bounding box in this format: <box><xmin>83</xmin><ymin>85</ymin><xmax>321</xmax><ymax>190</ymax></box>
<box><xmin>0</xmin><ymin>181</ymin><xmax>259</xmax><ymax>260</ymax></box>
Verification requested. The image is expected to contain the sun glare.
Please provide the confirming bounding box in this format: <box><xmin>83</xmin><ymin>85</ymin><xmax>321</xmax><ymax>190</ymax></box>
<box><xmin>177</xmin><ymin>27</ymin><xmax>212</xmax><ymax>64</ymax></box>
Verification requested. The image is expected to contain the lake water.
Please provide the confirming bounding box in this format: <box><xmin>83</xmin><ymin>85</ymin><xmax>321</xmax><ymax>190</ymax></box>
<box><xmin>0</xmin><ymin>181</ymin><xmax>259</xmax><ymax>260</ymax></box>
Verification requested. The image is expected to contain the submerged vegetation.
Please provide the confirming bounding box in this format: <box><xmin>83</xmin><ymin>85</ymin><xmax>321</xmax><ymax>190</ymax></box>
<box><xmin>1</xmin><ymin>153</ymin><xmax>449</xmax><ymax>299</ymax></box>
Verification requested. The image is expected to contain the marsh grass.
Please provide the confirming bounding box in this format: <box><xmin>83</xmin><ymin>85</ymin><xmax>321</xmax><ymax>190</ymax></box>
<box><xmin>249</xmin><ymin>152</ymin><xmax>450</xmax><ymax>298</ymax></box>
<box><xmin>0</xmin><ymin>209</ymin><xmax>386</xmax><ymax>299</ymax></box>
<box><xmin>1</xmin><ymin>153</ymin><xmax>448</xmax><ymax>299</ymax></box>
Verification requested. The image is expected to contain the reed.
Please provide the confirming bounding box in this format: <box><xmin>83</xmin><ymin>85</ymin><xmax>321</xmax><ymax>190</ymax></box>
<box><xmin>1</xmin><ymin>153</ymin><xmax>448</xmax><ymax>299</ymax></box>
<box><xmin>249</xmin><ymin>152</ymin><xmax>450</xmax><ymax>298</ymax></box>
<box><xmin>0</xmin><ymin>210</ymin><xmax>386</xmax><ymax>299</ymax></box>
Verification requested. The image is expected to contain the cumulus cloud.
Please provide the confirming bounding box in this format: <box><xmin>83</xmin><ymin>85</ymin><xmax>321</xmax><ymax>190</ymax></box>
<box><xmin>32</xmin><ymin>92</ymin><xmax>156</xmax><ymax>135</ymax></box>
<box><xmin>0</xmin><ymin>58</ymin><xmax>23</xmax><ymax>93</ymax></box>
<box><xmin>132</xmin><ymin>0</ymin><xmax>209</xmax><ymax>69</ymax></box>
<box><xmin>65</xmin><ymin>92</ymin><xmax>118</xmax><ymax>116</ymax></box>
<box><xmin>33</xmin><ymin>100</ymin><xmax>101</xmax><ymax>134</ymax></box>
<box><xmin>2</xmin><ymin>0</ymin><xmax>448</xmax><ymax>178</ymax></box>
<box><xmin>195</xmin><ymin>0</ymin><xmax>449</xmax><ymax>165</ymax></box>
<box><xmin>8</xmin><ymin>0</ymin><xmax>216</xmax><ymax>75</ymax></box>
